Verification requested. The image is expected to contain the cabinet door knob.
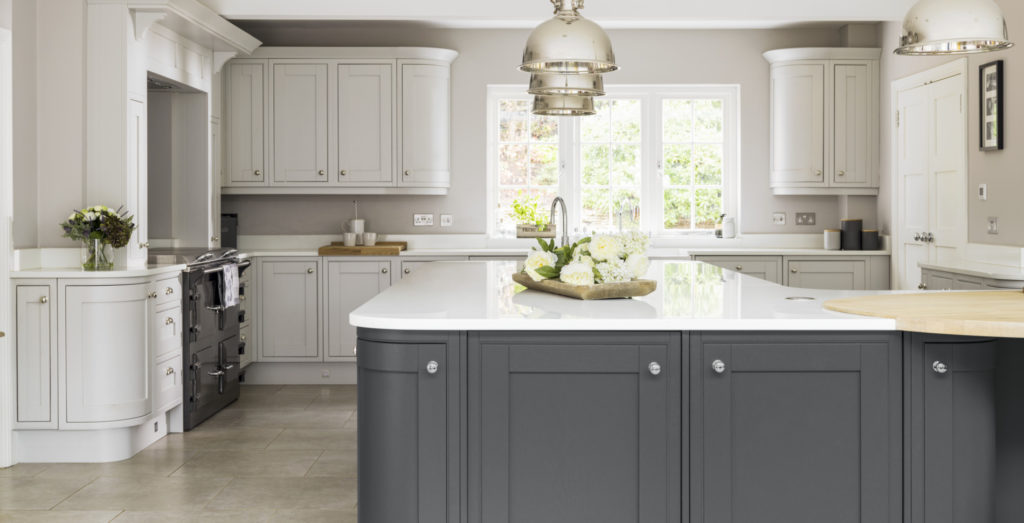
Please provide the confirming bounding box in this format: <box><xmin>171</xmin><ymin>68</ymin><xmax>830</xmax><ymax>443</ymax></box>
<box><xmin>913</xmin><ymin>233</ymin><xmax>922</xmax><ymax>242</ymax></box>
<box><xmin>307</xmin><ymin>268</ymin><xmax>314</xmax><ymax>274</ymax></box>
<box><xmin>918</xmin><ymin>283</ymin><xmax>928</xmax><ymax>290</ymax></box>
<box><xmin>165</xmin><ymin>317</ymin><xmax>174</xmax><ymax>325</ymax></box>
<box><xmin>211</xmin><ymin>236</ymin><xmax>220</xmax><ymax>242</ymax></box>
<box><xmin>241</xmin><ymin>335</ymin><xmax>247</xmax><ymax>342</ymax></box>
<box><xmin>648</xmin><ymin>361</ymin><xmax>662</xmax><ymax>376</ymax></box>
<box><xmin>140</xmin><ymin>241</ymin><xmax>150</xmax><ymax>249</ymax></box>
<box><xmin>148</xmin><ymin>291</ymin><xmax>158</xmax><ymax>299</ymax></box>
<box><xmin>712</xmin><ymin>359</ymin><xmax>726</xmax><ymax>374</ymax></box>
<box><xmin>734</xmin><ymin>265</ymin><xmax>743</xmax><ymax>271</ymax></box>
<box><xmin>838</xmin><ymin>170</ymin><xmax>846</xmax><ymax>176</ymax></box>
<box><xmin>166</xmin><ymin>367</ymin><xmax>175</xmax><ymax>375</ymax></box>
<box><xmin>165</xmin><ymin>287</ymin><xmax>174</xmax><ymax>295</ymax></box>
<box><xmin>254</xmin><ymin>169</ymin><xmax>262</xmax><ymax>176</ymax></box>
<box><xmin>404</xmin><ymin>169</ymin><xmax>411</xmax><ymax>176</ymax></box>
<box><xmin>815</xmin><ymin>169</ymin><xmax>823</xmax><ymax>176</ymax></box>
<box><xmin>39</xmin><ymin>296</ymin><xmax>48</xmax><ymax>304</ymax></box>
<box><xmin>791</xmin><ymin>267</ymin><xmax>798</xmax><ymax>273</ymax></box>
<box><xmin>426</xmin><ymin>360</ymin><xmax>439</xmax><ymax>374</ymax></box>
<box><xmin>403</xmin><ymin>268</ymin><xmax>411</xmax><ymax>274</ymax></box>
<box><xmin>932</xmin><ymin>360</ymin><xmax>948</xmax><ymax>374</ymax></box>
<box><xmin>318</xmin><ymin>170</ymin><xmax>326</xmax><ymax>176</ymax></box>
<box><xmin>240</xmin><ymin>295</ymin><xmax>247</xmax><ymax>301</ymax></box>
<box><xmin>381</xmin><ymin>267</ymin><xmax>389</xmax><ymax>274</ymax></box>
<box><xmin>340</xmin><ymin>170</ymin><xmax>347</xmax><ymax>176</ymax></box>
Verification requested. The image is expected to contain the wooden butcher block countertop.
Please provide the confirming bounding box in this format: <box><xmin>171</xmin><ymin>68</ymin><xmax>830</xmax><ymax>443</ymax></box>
<box><xmin>824</xmin><ymin>290</ymin><xmax>1024</xmax><ymax>338</ymax></box>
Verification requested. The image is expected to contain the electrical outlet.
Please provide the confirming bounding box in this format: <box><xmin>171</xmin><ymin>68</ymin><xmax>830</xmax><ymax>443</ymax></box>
<box><xmin>772</xmin><ymin>212</ymin><xmax>786</xmax><ymax>225</ymax></box>
<box><xmin>795</xmin><ymin>212</ymin><xmax>816</xmax><ymax>226</ymax></box>
<box><xmin>414</xmin><ymin>214</ymin><xmax>434</xmax><ymax>226</ymax></box>
<box><xmin>988</xmin><ymin>217</ymin><xmax>999</xmax><ymax>234</ymax></box>
<box><xmin>440</xmin><ymin>214</ymin><xmax>454</xmax><ymax>227</ymax></box>
<box><xmin>321</xmin><ymin>369</ymin><xmax>331</xmax><ymax>378</ymax></box>
<box><xmin>979</xmin><ymin>184</ymin><xmax>988</xmax><ymax>200</ymax></box>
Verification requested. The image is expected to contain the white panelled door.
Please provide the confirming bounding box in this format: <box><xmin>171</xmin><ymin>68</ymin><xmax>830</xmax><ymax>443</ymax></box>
<box><xmin>271</xmin><ymin>62</ymin><xmax>329</xmax><ymax>184</ymax></box>
<box><xmin>770</xmin><ymin>63</ymin><xmax>825</xmax><ymax>185</ymax></box>
<box><xmin>337</xmin><ymin>63</ymin><xmax>393</xmax><ymax>184</ymax></box>
<box><xmin>895</xmin><ymin>68</ymin><xmax>966</xmax><ymax>290</ymax></box>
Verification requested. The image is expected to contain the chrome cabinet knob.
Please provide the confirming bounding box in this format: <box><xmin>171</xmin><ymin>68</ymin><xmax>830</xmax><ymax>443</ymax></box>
<box><xmin>165</xmin><ymin>287</ymin><xmax>174</xmax><ymax>295</ymax></box>
<box><xmin>403</xmin><ymin>268</ymin><xmax>411</xmax><ymax>274</ymax></box>
<box><xmin>340</xmin><ymin>170</ymin><xmax>347</xmax><ymax>176</ymax></box>
<box><xmin>166</xmin><ymin>367</ymin><xmax>175</xmax><ymax>375</ymax></box>
<box><xmin>648</xmin><ymin>361</ymin><xmax>662</xmax><ymax>376</ymax></box>
<box><xmin>712</xmin><ymin>359</ymin><xmax>726</xmax><ymax>374</ymax></box>
<box><xmin>165</xmin><ymin>317</ymin><xmax>174</xmax><ymax>325</ymax></box>
<box><xmin>918</xmin><ymin>283</ymin><xmax>927</xmax><ymax>290</ymax></box>
<box><xmin>39</xmin><ymin>296</ymin><xmax>48</xmax><ymax>304</ymax></box>
<box><xmin>254</xmin><ymin>169</ymin><xmax>262</xmax><ymax>176</ymax></box>
<box><xmin>932</xmin><ymin>360</ymin><xmax>948</xmax><ymax>374</ymax></box>
<box><xmin>913</xmin><ymin>233</ymin><xmax>921</xmax><ymax>241</ymax></box>
<box><xmin>148</xmin><ymin>291</ymin><xmax>158</xmax><ymax>299</ymax></box>
<box><xmin>815</xmin><ymin>169</ymin><xmax>823</xmax><ymax>176</ymax></box>
<box><xmin>307</xmin><ymin>268</ymin><xmax>314</xmax><ymax>274</ymax></box>
<box><xmin>426</xmin><ymin>360</ymin><xmax>439</xmax><ymax>374</ymax></box>
<box><xmin>404</xmin><ymin>169</ymin><xmax>411</xmax><ymax>176</ymax></box>
<box><xmin>925</xmin><ymin>232</ymin><xmax>934</xmax><ymax>243</ymax></box>
<box><xmin>838</xmin><ymin>170</ymin><xmax>846</xmax><ymax>176</ymax></box>
<box><xmin>240</xmin><ymin>335</ymin><xmax>247</xmax><ymax>342</ymax></box>
<box><xmin>211</xmin><ymin>236</ymin><xmax>220</xmax><ymax>242</ymax></box>
<box><xmin>240</xmin><ymin>295</ymin><xmax>247</xmax><ymax>301</ymax></box>
<box><xmin>381</xmin><ymin>267</ymin><xmax>389</xmax><ymax>274</ymax></box>
<box><xmin>318</xmin><ymin>170</ymin><xmax>326</xmax><ymax>176</ymax></box>
<box><xmin>791</xmin><ymin>267</ymin><xmax>798</xmax><ymax>273</ymax></box>
<box><xmin>140</xmin><ymin>241</ymin><xmax>150</xmax><ymax>249</ymax></box>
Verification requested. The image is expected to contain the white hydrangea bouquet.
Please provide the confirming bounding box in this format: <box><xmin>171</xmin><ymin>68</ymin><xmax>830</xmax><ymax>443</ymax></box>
<box><xmin>513</xmin><ymin>232</ymin><xmax>656</xmax><ymax>300</ymax></box>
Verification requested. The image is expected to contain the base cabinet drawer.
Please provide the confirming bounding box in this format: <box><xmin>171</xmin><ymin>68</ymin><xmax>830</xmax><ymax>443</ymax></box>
<box><xmin>154</xmin><ymin>352</ymin><xmax>183</xmax><ymax>412</ymax></box>
<box><xmin>787</xmin><ymin>259</ymin><xmax>867</xmax><ymax>290</ymax></box>
<box><xmin>153</xmin><ymin>304</ymin><xmax>182</xmax><ymax>361</ymax></box>
<box><xmin>694</xmin><ymin>256</ymin><xmax>783</xmax><ymax>283</ymax></box>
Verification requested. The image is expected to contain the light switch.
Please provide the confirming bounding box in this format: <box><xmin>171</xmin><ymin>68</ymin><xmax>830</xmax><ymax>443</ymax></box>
<box><xmin>978</xmin><ymin>184</ymin><xmax>988</xmax><ymax>200</ymax></box>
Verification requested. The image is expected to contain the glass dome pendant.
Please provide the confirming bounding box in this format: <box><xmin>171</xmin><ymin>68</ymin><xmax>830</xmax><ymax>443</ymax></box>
<box><xmin>895</xmin><ymin>0</ymin><xmax>1013</xmax><ymax>55</ymax></box>
<box><xmin>519</xmin><ymin>0</ymin><xmax>618</xmax><ymax>74</ymax></box>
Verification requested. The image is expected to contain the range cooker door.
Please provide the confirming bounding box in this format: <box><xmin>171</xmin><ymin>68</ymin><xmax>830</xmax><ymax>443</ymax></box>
<box><xmin>187</xmin><ymin>272</ymin><xmax>240</xmax><ymax>342</ymax></box>
<box><xmin>188</xmin><ymin>341</ymin><xmax>221</xmax><ymax>428</ymax></box>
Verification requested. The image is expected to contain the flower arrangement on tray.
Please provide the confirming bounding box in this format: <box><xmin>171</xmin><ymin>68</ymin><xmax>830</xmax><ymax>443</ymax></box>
<box><xmin>60</xmin><ymin>205</ymin><xmax>136</xmax><ymax>271</ymax></box>
<box><xmin>512</xmin><ymin>231</ymin><xmax>656</xmax><ymax>300</ymax></box>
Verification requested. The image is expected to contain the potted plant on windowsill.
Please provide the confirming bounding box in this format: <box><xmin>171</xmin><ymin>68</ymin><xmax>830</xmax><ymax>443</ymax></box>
<box><xmin>510</xmin><ymin>195</ymin><xmax>555</xmax><ymax>239</ymax></box>
<box><xmin>60</xmin><ymin>205</ymin><xmax>136</xmax><ymax>271</ymax></box>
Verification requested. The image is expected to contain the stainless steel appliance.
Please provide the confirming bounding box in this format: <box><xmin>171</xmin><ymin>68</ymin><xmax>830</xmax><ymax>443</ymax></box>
<box><xmin>180</xmin><ymin>249</ymin><xmax>251</xmax><ymax>430</ymax></box>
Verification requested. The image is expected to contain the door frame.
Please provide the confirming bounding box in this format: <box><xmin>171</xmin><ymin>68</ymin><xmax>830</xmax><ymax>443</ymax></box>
<box><xmin>0</xmin><ymin>26</ymin><xmax>14</xmax><ymax>468</ymax></box>
<box><xmin>890</xmin><ymin>59</ymin><xmax>969</xmax><ymax>290</ymax></box>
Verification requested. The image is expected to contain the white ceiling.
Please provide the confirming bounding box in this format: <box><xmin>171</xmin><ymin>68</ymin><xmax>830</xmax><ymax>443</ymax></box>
<box><xmin>201</xmin><ymin>0</ymin><xmax>914</xmax><ymax>28</ymax></box>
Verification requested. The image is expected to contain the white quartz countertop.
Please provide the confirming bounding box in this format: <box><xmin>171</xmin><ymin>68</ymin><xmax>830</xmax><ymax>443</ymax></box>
<box><xmin>11</xmin><ymin>263</ymin><xmax>186</xmax><ymax>279</ymax></box>
<box><xmin>240</xmin><ymin>247</ymin><xmax>890</xmax><ymax>259</ymax></box>
<box><xmin>350</xmin><ymin>260</ymin><xmax>899</xmax><ymax>331</ymax></box>
<box><xmin>685</xmin><ymin>248</ymin><xmax>890</xmax><ymax>256</ymax></box>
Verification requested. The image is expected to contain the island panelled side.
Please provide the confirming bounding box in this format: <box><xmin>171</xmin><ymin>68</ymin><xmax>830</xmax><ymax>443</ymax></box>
<box><xmin>357</xmin><ymin>328</ymin><xmax>1024</xmax><ymax>523</ymax></box>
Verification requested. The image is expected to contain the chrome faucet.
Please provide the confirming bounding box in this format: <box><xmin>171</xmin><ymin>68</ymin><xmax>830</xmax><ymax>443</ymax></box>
<box><xmin>550</xmin><ymin>197</ymin><xmax>569</xmax><ymax>247</ymax></box>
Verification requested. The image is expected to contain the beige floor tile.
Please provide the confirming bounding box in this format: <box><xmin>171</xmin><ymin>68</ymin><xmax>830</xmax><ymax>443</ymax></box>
<box><xmin>273</xmin><ymin>508</ymin><xmax>358</xmax><ymax>523</ymax></box>
<box><xmin>230</xmin><ymin>393</ymin><xmax>317</xmax><ymax>410</ymax></box>
<box><xmin>0</xmin><ymin>510</ymin><xmax>122</xmax><ymax>522</ymax></box>
<box><xmin>55</xmin><ymin>476</ymin><xmax>231</xmax><ymax>512</ymax></box>
<box><xmin>342</xmin><ymin>411</ymin><xmax>358</xmax><ymax>430</ymax></box>
<box><xmin>172</xmin><ymin>450</ymin><xmax>321</xmax><ymax>478</ymax></box>
<box><xmin>0</xmin><ymin>477</ymin><xmax>95</xmax><ymax>510</ymax></box>
<box><xmin>111</xmin><ymin>509</ymin><xmax>275</xmax><ymax>522</ymax></box>
<box><xmin>0</xmin><ymin>464</ymin><xmax>50</xmax><ymax>478</ymax></box>
<box><xmin>206</xmin><ymin>477</ymin><xmax>357</xmax><ymax>511</ymax></box>
<box><xmin>35</xmin><ymin>448</ymin><xmax>198</xmax><ymax>480</ymax></box>
<box><xmin>265</xmin><ymin>429</ymin><xmax>357</xmax><ymax>451</ymax></box>
<box><xmin>237</xmin><ymin>385</ymin><xmax>284</xmax><ymax>396</ymax></box>
<box><xmin>305</xmin><ymin>450</ymin><xmax>357</xmax><ymax>478</ymax></box>
<box><xmin>217</xmin><ymin>408</ymin><xmax>352</xmax><ymax>430</ymax></box>
<box><xmin>168</xmin><ymin>427</ymin><xmax>284</xmax><ymax>450</ymax></box>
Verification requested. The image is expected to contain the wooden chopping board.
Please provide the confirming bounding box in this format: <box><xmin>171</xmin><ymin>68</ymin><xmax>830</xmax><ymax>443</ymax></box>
<box><xmin>824</xmin><ymin>290</ymin><xmax>1024</xmax><ymax>338</ymax></box>
<box><xmin>318</xmin><ymin>241</ymin><xmax>408</xmax><ymax>256</ymax></box>
<box><xmin>512</xmin><ymin>272</ymin><xmax>656</xmax><ymax>300</ymax></box>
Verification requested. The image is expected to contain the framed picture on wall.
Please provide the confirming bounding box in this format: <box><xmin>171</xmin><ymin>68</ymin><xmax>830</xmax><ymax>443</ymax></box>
<box><xmin>980</xmin><ymin>60</ymin><xmax>1003</xmax><ymax>151</ymax></box>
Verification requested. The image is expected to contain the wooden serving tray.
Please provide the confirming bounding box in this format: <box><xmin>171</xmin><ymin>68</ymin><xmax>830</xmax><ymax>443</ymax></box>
<box><xmin>512</xmin><ymin>272</ymin><xmax>657</xmax><ymax>300</ymax></box>
<box><xmin>318</xmin><ymin>241</ymin><xmax>408</xmax><ymax>256</ymax></box>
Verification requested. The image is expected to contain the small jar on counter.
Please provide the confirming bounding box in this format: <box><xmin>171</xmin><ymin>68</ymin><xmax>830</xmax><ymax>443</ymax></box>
<box><xmin>824</xmin><ymin>229</ymin><xmax>841</xmax><ymax>250</ymax></box>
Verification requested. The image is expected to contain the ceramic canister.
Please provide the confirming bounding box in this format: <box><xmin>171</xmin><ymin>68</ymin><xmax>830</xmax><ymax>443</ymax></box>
<box><xmin>861</xmin><ymin>229</ymin><xmax>880</xmax><ymax>251</ymax></box>
<box><xmin>840</xmin><ymin>219</ymin><xmax>862</xmax><ymax>250</ymax></box>
<box><xmin>824</xmin><ymin>229</ymin><xmax>841</xmax><ymax>250</ymax></box>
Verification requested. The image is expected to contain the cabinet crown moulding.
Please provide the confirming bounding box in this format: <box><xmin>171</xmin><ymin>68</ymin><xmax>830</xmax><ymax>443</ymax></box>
<box><xmin>763</xmin><ymin>47</ymin><xmax>882</xmax><ymax>63</ymax></box>
<box><xmin>248</xmin><ymin>47</ymin><xmax>459</xmax><ymax>63</ymax></box>
<box><xmin>126</xmin><ymin>0</ymin><xmax>262</xmax><ymax>54</ymax></box>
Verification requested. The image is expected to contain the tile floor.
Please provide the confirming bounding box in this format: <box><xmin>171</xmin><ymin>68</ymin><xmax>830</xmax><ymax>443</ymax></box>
<box><xmin>0</xmin><ymin>385</ymin><xmax>359</xmax><ymax>522</ymax></box>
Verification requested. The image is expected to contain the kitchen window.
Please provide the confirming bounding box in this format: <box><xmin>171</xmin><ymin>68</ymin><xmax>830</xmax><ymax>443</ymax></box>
<box><xmin>487</xmin><ymin>85</ymin><xmax>739</xmax><ymax>238</ymax></box>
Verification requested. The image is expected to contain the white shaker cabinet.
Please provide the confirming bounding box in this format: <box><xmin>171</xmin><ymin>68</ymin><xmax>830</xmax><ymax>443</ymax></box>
<box><xmin>270</xmin><ymin>62</ymin><xmax>330</xmax><ymax>184</ymax></box>
<box><xmin>399</xmin><ymin>62</ymin><xmax>451</xmax><ymax>187</ymax></box>
<box><xmin>338</xmin><ymin>63</ymin><xmax>394</xmax><ymax>185</ymax></box>
<box><xmin>258</xmin><ymin>258</ymin><xmax>321</xmax><ymax>361</ymax></box>
<box><xmin>62</xmin><ymin>283</ymin><xmax>152</xmax><ymax>424</ymax></box>
<box><xmin>764</xmin><ymin>48</ymin><xmax>880</xmax><ymax>196</ymax></box>
<box><xmin>225</xmin><ymin>61</ymin><xmax>267</xmax><ymax>185</ymax></box>
<box><xmin>787</xmin><ymin>259</ymin><xmax>867</xmax><ymax>290</ymax></box>
<box><xmin>14</xmin><ymin>283</ymin><xmax>57</xmax><ymax>428</ymax></box>
<box><xmin>323</xmin><ymin>260</ymin><xmax>392</xmax><ymax>362</ymax></box>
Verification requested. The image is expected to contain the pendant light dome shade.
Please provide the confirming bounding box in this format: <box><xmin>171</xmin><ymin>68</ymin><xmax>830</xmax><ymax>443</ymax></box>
<box><xmin>519</xmin><ymin>0</ymin><xmax>618</xmax><ymax>74</ymax></box>
<box><xmin>533</xmin><ymin>94</ymin><xmax>596</xmax><ymax>116</ymax></box>
<box><xmin>895</xmin><ymin>0</ymin><xmax>1013</xmax><ymax>55</ymax></box>
<box><xmin>529</xmin><ymin>73</ymin><xmax>605</xmax><ymax>96</ymax></box>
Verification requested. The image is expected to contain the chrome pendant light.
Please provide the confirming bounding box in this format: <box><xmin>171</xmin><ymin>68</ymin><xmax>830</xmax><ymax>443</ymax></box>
<box><xmin>533</xmin><ymin>94</ymin><xmax>597</xmax><ymax>116</ymax></box>
<box><xmin>895</xmin><ymin>0</ymin><xmax>1014</xmax><ymax>55</ymax></box>
<box><xmin>529</xmin><ymin>73</ymin><xmax>605</xmax><ymax>97</ymax></box>
<box><xmin>520</xmin><ymin>0</ymin><xmax>618</xmax><ymax>74</ymax></box>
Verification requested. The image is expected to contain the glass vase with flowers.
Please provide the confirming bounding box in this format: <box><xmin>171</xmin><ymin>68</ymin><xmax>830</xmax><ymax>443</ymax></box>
<box><xmin>59</xmin><ymin>205</ymin><xmax>136</xmax><ymax>271</ymax></box>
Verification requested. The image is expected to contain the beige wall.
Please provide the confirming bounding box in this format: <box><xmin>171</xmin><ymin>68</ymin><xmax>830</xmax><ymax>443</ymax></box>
<box><xmin>224</xmin><ymin>22</ymin><xmax>859</xmax><ymax>236</ymax></box>
<box><xmin>12</xmin><ymin>0</ymin><xmax>85</xmax><ymax>248</ymax></box>
<box><xmin>877</xmin><ymin>0</ymin><xmax>1023</xmax><ymax>246</ymax></box>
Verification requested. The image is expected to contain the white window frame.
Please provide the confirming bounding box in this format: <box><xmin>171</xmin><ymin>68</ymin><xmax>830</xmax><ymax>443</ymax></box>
<box><xmin>486</xmin><ymin>84</ymin><xmax>740</xmax><ymax>239</ymax></box>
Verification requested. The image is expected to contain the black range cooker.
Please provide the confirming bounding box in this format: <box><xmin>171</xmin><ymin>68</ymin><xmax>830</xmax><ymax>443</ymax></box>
<box><xmin>180</xmin><ymin>249</ymin><xmax>251</xmax><ymax>430</ymax></box>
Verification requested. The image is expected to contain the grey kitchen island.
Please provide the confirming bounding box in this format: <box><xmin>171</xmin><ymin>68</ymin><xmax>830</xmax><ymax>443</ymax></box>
<box><xmin>350</xmin><ymin>260</ymin><xmax>1024</xmax><ymax>523</ymax></box>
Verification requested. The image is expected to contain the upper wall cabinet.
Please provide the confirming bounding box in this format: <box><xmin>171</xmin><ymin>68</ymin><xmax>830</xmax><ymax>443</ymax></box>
<box><xmin>222</xmin><ymin>48</ymin><xmax>458</xmax><ymax>195</ymax></box>
<box><xmin>764</xmin><ymin>48</ymin><xmax>880</xmax><ymax>196</ymax></box>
